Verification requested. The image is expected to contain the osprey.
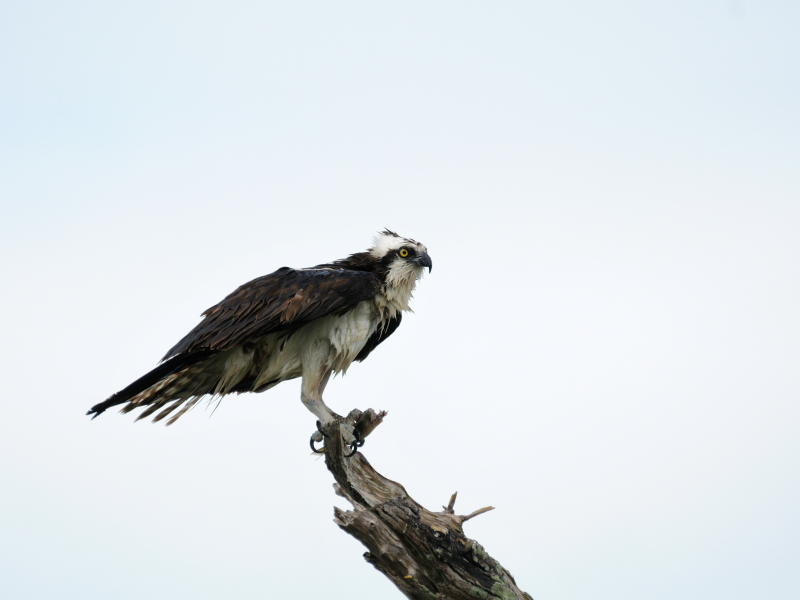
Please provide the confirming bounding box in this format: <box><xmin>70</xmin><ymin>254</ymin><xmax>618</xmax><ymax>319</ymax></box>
<box><xmin>87</xmin><ymin>230</ymin><xmax>431</xmax><ymax>452</ymax></box>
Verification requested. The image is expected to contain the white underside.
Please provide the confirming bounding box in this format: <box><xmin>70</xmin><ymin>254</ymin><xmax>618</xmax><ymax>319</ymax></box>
<box><xmin>249</xmin><ymin>300</ymin><xmax>378</xmax><ymax>390</ymax></box>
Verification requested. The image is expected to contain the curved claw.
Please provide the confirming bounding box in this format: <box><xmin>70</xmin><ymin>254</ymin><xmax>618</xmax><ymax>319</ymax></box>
<box><xmin>344</xmin><ymin>442</ymin><xmax>359</xmax><ymax>458</ymax></box>
<box><xmin>343</xmin><ymin>429</ymin><xmax>365</xmax><ymax>458</ymax></box>
<box><xmin>316</xmin><ymin>420</ymin><xmax>329</xmax><ymax>438</ymax></box>
<box><xmin>310</xmin><ymin>436</ymin><xmax>325</xmax><ymax>454</ymax></box>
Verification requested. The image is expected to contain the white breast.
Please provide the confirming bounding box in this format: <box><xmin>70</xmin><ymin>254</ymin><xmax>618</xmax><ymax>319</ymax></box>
<box><xmin>374</xmin><ymin>261</ymin><xmax>423</xmax><ymax>320</ymax></box>
<box><xmin>249</xmin><ymin>302</ymin><xmax>378</xmax><ymax>389</ymax></box>
<box><xmin>327</xmin><ymin>301</ymin><xmax>378</xmax><ymax>371</ymax></box>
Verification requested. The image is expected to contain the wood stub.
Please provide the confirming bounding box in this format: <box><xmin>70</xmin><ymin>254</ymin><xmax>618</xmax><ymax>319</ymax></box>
<box><xmin>322</xmin><ymin>411</ymin><xmax>532</xmax><ymax>600</ymax></box>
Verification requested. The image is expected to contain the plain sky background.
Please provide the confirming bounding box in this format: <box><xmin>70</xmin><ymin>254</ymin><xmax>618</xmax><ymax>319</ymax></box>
<box><xmin>1</xmin><ymin>2</ymin><xmax>798</xmax><ymax>599</ymax></box>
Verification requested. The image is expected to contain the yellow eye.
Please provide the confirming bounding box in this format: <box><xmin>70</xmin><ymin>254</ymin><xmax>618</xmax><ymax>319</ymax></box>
<box><xmin>399</xmin><ymin>248</ymin><xmax>409</xmax><ymax>258</ymax></box>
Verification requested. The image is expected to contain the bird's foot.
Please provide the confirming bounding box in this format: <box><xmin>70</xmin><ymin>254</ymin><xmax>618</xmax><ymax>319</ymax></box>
<box><xmin>309</xmin><ymin>419</ymin><xmax>365</xmax><ymax>457</ymax></box>
<box><xmin>343</xmin><ymin>427</ymin><xmax>365</xmax><ymax>458</ymax></box>
<box><xmin>310</xmin><ymin>420</ymin><xmax>327</xmax><ymax>453</ymax></box>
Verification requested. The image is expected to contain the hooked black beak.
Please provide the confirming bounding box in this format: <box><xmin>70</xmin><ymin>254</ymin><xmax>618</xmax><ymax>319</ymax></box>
<box><xmin>415</xmin><ymin>252</ymin><xmax>432</xmax><ymax>272</ymax></box>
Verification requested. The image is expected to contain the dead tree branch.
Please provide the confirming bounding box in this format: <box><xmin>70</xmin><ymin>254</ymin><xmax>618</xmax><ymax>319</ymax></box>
<box><xmin>321</xmin><ymin>409</ymin><xmax>533</xmax><ymax>600</ymax></box>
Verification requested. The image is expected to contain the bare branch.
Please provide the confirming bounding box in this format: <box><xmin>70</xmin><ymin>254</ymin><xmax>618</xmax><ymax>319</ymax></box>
<box><xmin>460</xmin><ymin>506</ymin><xmax>495</xmax><ymax>523</ymax></box>
<box><xmin>321</xmin><ymin>410</ymin><xmax>532</xmax><ymax>600</ymax></box>
<box><xmin>444</xmin><ymin>491</ymin><xmax>458</xmax><ymax>514</ymax></box>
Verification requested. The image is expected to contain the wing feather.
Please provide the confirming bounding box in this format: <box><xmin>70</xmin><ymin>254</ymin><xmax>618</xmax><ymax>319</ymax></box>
<box><xmin>163</xmin><ymin>267</ymin><xmax>381</xmax><ymax>360</ymax></box>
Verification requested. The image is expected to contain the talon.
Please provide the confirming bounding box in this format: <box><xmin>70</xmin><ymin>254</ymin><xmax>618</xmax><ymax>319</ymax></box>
<box><xmin>344</xmin><ymin>442</ymin><xmax>358</xmax><ymax>457</ymax></box>
<box><xmin>344</xmin><ymin>428</ymin><xmax>365</xmax><ymax>458</ymax></box>
<box><xmin>316</xmin><ymin>420</ymin><xmax>329</xmax><ymax>438</ymax></box>
<box><xmin>310</xmin><ymin>435</ymin><xmax>325</xmax><ymax>453</ymax></box>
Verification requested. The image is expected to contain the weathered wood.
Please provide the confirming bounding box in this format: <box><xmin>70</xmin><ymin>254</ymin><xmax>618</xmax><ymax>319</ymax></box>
<box><xmin>322</xmin><ymin>410</ymin><xmax>533</xmax><ymax>600</ymax></box>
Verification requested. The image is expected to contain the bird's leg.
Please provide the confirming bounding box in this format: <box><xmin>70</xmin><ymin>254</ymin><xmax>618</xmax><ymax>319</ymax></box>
<box><xmin>302</xmin><ymin>367</ymin><xmax>337</xmax><ymax>422</ymax></box>
<box><xmin>303</xmin><ymin>368</ymin><xmax>358</xmax><ymax>453</ymax></box>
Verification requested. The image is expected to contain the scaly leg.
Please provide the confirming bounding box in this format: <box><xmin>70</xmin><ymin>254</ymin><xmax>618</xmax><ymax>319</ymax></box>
<box><xmin>303</xmin><ymin>367</ymin><xmax>339</xmax><ymax>453</ymax></box>
<box><xmin>301</xmin><ymin>367</ymin><xmax>336</xmax><ymax>424</ymax></box>
<box><xmin>302</xmin><ymin>366</ymin><xmax>361</xmax><ymax>455</ymax></box>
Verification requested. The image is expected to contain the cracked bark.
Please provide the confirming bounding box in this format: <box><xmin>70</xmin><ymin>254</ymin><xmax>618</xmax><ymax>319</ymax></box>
<box><xmin>321</xmin><ymin>410</ymin><xmax>533</xmax><ymax>600</ymax></box>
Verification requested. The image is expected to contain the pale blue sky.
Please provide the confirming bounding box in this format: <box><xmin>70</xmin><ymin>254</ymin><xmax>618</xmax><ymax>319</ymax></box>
<box><xmin>1</xmin><ymin>2</ymin><xmax>798</xmax><ymax>599</ymax></box>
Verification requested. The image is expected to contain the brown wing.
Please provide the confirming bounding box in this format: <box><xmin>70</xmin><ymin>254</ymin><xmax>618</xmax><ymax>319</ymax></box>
<box><xmin>163</xmin><ymin>267</ymin><xmax>382</xmax><ymax>360</ymax></box>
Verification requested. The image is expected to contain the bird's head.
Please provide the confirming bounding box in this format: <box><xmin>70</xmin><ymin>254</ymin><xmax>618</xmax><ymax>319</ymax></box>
<box><xmin>370</xmin><ymin>229</ymin><xmax>432</xmax><ymax>284</ymax></box>
<box><xmin>365</xmin><ymin>229</ymin><xmax>431</xmax><ymax>315</ymax></box>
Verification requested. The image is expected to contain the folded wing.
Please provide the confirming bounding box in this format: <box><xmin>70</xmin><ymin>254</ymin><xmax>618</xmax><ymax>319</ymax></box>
<box><xmin>88</xmin><ymin>267</ymin><xmax>382</xmax><ymax>420</ymax></box>
<box><xmin>163</xmin><ymin>267</ymin><xmax>382</xmax><ymax>359</ymax></box>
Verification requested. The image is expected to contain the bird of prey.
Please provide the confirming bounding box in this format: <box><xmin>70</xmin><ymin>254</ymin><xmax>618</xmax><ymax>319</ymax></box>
<box><xmin>87</xmin><ymin>230</ymin><xmax>432</xmax><ymax>453</ymax></box>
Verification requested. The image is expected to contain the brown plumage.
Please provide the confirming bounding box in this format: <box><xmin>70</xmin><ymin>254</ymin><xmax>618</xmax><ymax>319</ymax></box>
<box><xmin>163</xmin><ymin>267</ymin><xmax>382</xmax><ymax>359</ymax></box>
<box><xmin>87</xmin><ymin>231</ymin><xmax>431</xmax><ymax>427</ymax></box>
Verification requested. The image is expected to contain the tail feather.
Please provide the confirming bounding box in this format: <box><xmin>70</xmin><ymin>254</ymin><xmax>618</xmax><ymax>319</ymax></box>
<box><xmin>86</xmin><ymin>351</ymin><xmax>212</xmax><ymax>419</ymax></box>
<box><xmin>134</xmin><ymin>396</ymin><xmax>175</xmax><ymax>421</ymax></box>
<box><xmin>151</xmin><ymin>399</ymin><xmax>186</xmax><ymax>423</ymax></box>
<box><xmin>165</xmin><ymin>395</ymin><xmax>205</xmax><ymax>426</ymax></box>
